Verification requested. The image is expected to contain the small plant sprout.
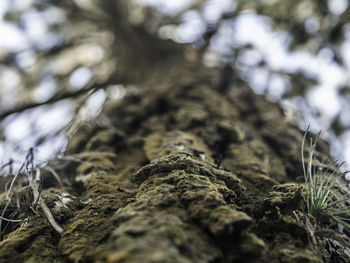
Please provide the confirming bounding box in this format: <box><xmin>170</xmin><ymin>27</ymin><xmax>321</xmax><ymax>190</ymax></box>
<box><xmin>301</xmin><ymin>128</ymin><xmax>350</xmax><ymax>229</ymax></box>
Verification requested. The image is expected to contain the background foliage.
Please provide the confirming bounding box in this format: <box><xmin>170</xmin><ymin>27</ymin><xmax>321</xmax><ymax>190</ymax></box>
<box><xmin>0</xmin><ymin>0</ymin><xmax>349</xmax><ymax>171</ymax></box>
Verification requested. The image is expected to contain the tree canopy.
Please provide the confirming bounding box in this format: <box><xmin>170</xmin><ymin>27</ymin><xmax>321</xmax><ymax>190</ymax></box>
<box><xmin>0</xmin><ymin>0</ymin><xmax>350</xmax><ymax>168</ymax></box>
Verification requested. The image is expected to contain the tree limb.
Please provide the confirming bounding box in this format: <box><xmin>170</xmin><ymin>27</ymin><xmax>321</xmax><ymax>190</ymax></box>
<box><xmin>0</xmin><ymin>80</ymin><xmax>112</xmax><ymax>121</ymax></box>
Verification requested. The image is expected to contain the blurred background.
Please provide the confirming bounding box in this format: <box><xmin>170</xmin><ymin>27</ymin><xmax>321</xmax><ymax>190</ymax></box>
<box><xmin>0</xmin><ymin>0</ymin><xmax>350</xmax><ymax>176</ymax></box>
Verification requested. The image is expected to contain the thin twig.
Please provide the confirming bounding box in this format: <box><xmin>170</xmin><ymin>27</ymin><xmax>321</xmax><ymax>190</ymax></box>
<box><xmin>28</xmin><ymin>168</ymin><xmax>63</xmax><ymax>234</ymax></box>
<box><xmin>0</xmin><ymin>216</ymin><xmax>22</xmax><ymax>223</ymax></box>
<box><xmin>39</xmin><ymin>198</ymin><xmax>63</xmax><ymax>233</ymax></box>
<box><xmin>44</xmin><ymin>166</ymin><xmax>63</xmax><ymax>187</ymax></box>
<box><xmin>0</xmin><ymin>200</ymin><xmax>11</xmax><ymax>240</ymax></box>
<box><xmin>6</xmin><ymin>163</ymin><xmax>25</xmax><ymax>201</ymax></box>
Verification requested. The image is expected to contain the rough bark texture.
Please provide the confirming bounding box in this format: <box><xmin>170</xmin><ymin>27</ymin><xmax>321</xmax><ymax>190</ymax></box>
<box><xmin>1</xmin><ymin>20</ymin><xmax>350</xmax><ymax>262</ymax></box>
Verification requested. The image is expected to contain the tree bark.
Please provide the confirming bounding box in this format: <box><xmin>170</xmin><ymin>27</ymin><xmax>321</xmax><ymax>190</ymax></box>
<box><xmin>1</xmin><ymin>12</ymin><xmax>350</xmax><ymax>263</ymax></box>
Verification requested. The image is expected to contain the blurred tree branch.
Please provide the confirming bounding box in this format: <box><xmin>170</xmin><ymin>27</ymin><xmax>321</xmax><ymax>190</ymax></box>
<box><xmin>0</xmin><ymin>79</ymin><xmax>116</xmax><ymax>121</ymax></box>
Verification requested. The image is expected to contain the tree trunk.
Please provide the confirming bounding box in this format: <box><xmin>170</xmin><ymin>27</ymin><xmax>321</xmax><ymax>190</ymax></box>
<box><xmin>1</xmin><ymin>15</ymin><xmax>350</xmax><ymax>263</ymax></box>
